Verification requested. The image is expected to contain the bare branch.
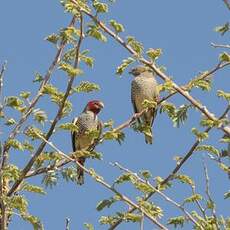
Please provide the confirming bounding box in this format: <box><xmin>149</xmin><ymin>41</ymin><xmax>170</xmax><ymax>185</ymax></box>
<box><xmin>211</xmin><ymin>43</ymin><xmax>230</xmax><ymax>49</ymax></box>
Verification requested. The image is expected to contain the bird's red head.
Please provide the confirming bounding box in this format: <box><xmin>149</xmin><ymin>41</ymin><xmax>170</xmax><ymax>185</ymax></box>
<box><xmin>85</xmin><ymin>100</ymin><xmax>104</xmax><ymax>114</ymax></box>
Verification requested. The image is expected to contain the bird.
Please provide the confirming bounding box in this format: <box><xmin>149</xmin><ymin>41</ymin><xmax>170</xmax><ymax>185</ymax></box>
<box><xmin>130</xmin><ymin>66</ymin><xmax>159</xmax><ymax>144</ymax></box>
<box><xmin>71</xmin><ymin>100</ymin><xmax>104</xmax><ymax>185</ymax></box>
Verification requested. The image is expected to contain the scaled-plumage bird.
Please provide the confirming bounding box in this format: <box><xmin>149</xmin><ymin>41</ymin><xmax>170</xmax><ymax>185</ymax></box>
<box><xmin>130</xmin><ymin>66</ymin><xmax>159</xmax><ymax>144</ymax></box>
<box><xmin>71</xmin><ymin>100</ymin><xmax>104</xmax><ymax>185</ymax></box>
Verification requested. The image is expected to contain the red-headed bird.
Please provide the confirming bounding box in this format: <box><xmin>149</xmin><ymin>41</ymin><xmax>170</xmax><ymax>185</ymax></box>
<box><xmin>130</xmin><ymin>66</ymin><xmax>159</xmax><ymax>144</ymax></box>
<box><xmin>71</xmin><ymin>100</ymin><xmax>104</xmax><ymax>185</ymax></box>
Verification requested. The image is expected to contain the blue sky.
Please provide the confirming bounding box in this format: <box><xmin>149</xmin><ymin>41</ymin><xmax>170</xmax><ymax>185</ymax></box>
<box><xmin>0</xmin><ymin>0</ymin><xmax>229</xmax><ymax>229</ymax></box>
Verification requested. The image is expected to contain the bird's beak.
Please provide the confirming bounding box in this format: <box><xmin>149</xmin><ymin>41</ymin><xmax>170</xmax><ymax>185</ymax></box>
<box><xmin>129</xmin><ymin>70</ymin><xmax>133</xmax><ymax>74</ymax></box>
<box><xmin>98</xmin><ymin>101</ymin><xmax>104</xmax><ymax>109</ymax></box>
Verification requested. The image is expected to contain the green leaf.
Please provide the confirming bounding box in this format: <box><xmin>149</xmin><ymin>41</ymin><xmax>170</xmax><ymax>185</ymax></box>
<box><xmin>172</xmin><ymin>105</ymin><xmax>190</xmax><ymax>128</ymax></box>
<box><xmin>6</xmin><ymin>139</ymin><xmax>24</xmax><ymax>151</ymax></box>
<box><xmin>191</xmin><ymin>128</ymin><xmax>209</xmax><ymax>141</ymax></box>
<box><xmin>60</xmin><ymin>26</ymin><xmax>80</xmax><ymax>43</ymax></box>
<box><xmin>224</xmin><ymin>190</ymin><xmax>230</xmax><ymax>199</ymax></box>
<box><xmin>5</xmin><ymin>118</ymin><xmax>16</xmax><ymax>126</ymax></box>
<box><xmin>195</xmin><ymin>145</ymin><xmax>220</xmax><ymax>157</ymax></box>
<box><xmin>84</xmin><ymin>223</ymin><xmax>94</xmax><ymax>230</ymax></box>
<box><xmin>93</xmin><ymin>0</ymin><xmax>108</xmax><ymax>13</ymax></box>
<box><xmin>22</xmin><ymin>213</ymin><xmax>44</xmax><ymax>230</ymax></box>
<box><xmin>110</xmin><ymin>19</ymin><xmax>124</xmax><ymax>33</ymax></box>
<box><xmin>116</xmin><ymin>57</ymin><xmax>135</xmax><ymax>75</ymax></box>
<box><xmin>167</xmin><ymin>216</ymin><xmax>186</xmax><ymax>228</ymax></box>
<box><xmin>23</xmin><ymin>141</ymin><xmax>34</xmax><ymax>152</ymax></box>
<box><xmin>59</xmin><ymin>122</ymin><xmax>79</xmax><ymax>132</ymax></box>
<box><xmin>115</xmin><ymin>173</ymin><xmax>132</xmax><ymax>184</ymax></box>
<box><xmin>3</xmin><ymin>164</ymin><xmax>21</xmax><ymax>181</ymax></box>
<box><xmin>20</xmin><ymin>91</ymin><xmax>31</xmax><ymax>99</ymax></box>
<box><xmin>59</xmin><ymin>62</ymin><xmax>83</xmax><ymax>77</ymax></box>
<box><xmin>24</xmin><ymin>126</ymin><xmax>44</xmax><ymax>140</ymax></box>
<box><xmin>45</xmin><ymin>33</ymin><xmax>60</xmax><ymax>44</ymax></box>
<box><xmin>103</xmin><ymin>130</ymin><xmax>125</xmax><ymax>144</ymax></box>
<box><xmin>218</xmin><ymin>163</ymin><xmax>230</xmax><ymax>174</ymax></box>
<box><xmin>187</xmin><ymin>73</ymin><xmax>212</xmax><ymax>91</ymax></box>
<box><xmin>42</xmin><ymin>171</ymin><xmax>58</xmax><ymax>188</ymax></box>
<box><xmin>20</xmin><ymin>183</ymin><xmax>46</xmax><ymax>195</ymax></box>
<box><xmin>215</xmin><ymin>22</ymin><xmax>229</xmax><ymax>35</ymax></box>
<box><xmin>146</xmin><ymin>48</ymin><xmax>162</xmax><ymax>61</ymax></box>
<box><xmin>158</xmin><ymin>79</ymin><xmax>174</xmax><ymax>93</ymax></box>
<box><xmin>96</xmin><ymin>197</ymin><xmax>117</xmax><ymax>211</ymax></box>
<box><xmin>138</xmin><ymin>199</ymin><xmax>163</xmax><ymax>219</ymax></box>
<box><xmin>33</xmin><ymin>72</ymin><xmax>44</xmax><ymax>83</ymax></box>
<box><xmin>86</xmin><ymin>24</ymin><xmax>107</xmax><ymax>42</ymax></box>
<box><xmin>11</xmin><ymin>195</ymin><xmax>28</xmax><ymax>213</ymax></box>
<box><xmin>184</xmin><ymin>194</ymin><xmax>202</xmax><ymax>204</ymax></box>
<box><xmin>73</xmin><ymin>81</ymin><xmax>100</xmax><ymax>93</ymax></box>
<box><xmin>134</xmin><ymin>181</ymin><xmax>154</xmax><ymax>193</ymax></box>
<box><xmin>80</xmin><ymin>50</ymin><xmax>94</xmax><ymax>67</ymax></box>
<box><xmin>200</xmin><ymin>118</ymin><xmax>214</xmax><ymax>127</ymax></box>
<box><xmin>126</xmin><ymin>36</ymin><xmax>143</xmax><ymax>55</ymax></box>
<box><xmin>62</xmin><ymin>167</ymin><xmax>77</xmax><ymax>182</ymax></box>
<box><xmin>139</xmin><ymin>170</ymin><xmax>152</xmax><ymax>179</ymax></box>
<box><xmin>217</xmin><ymin>90</ymin><xmax>230</xmax><ymax>101</ymax></box>
<box><xmin>174</xmin><ymin>174</ymin><xmax>194</xmax><ymax>186</ymax></box>
<box><xmin>142</xmin><ymin>99</ymin><xmax>157</xmax><ymax>109</ymax></box>
<box><xmin>219</xmin><ymin>52</ymin><xmax>230</xmax><ymax>62</ymax></box>
<box><xmin>5</xmin><ymin>96</ymin><xmax>23</xmax><ymax>108</ymax></box>
<box><xmin>33</xmin><ymin>109</ymin><xmax>48</xmax><ymax>125</ymax></box>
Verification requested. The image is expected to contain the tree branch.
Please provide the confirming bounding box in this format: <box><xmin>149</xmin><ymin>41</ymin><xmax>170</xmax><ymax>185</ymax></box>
<box><xmin>0</xmin><ymin>16</ymin><xmax>77</xmax><ymax>172</ymax></box>
<box><xmin>7</xmin><ymin>14</ymin><xmax>83</xmax><ymax>197</ymax></box>
<box><xmin>211</xmin><ymin>43</ymin><xmax>230</xmax><ymax>49</ymax></box>
<box><xmin>77</xmin><ymin>5</ymin><xmax>230</xmax><ymax>136</ymax></box>
<box><xmin>29</xmin><ymin>132</ymin><xmax>168</xmax><ymax>230</ymax></box>
<box><xmin>108</xmin><ymin>105</ymin><xmax>230</xmax><ymax>229</ymax></box>
<box><xmin>111</xmin><ymin>162</ymin><xmax>204</xmax><ymax>230</ymax></box>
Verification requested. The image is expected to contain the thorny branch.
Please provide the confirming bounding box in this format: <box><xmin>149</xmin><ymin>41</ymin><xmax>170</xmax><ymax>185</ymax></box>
<box><xmin>77</xmin><ymin>4</ymin><xmax>230</xmax><ymax>137</ymax></box>
<box><xmin>7</xmin><ymin>14</ymin><xmax>83</xmax><ymax>197</ymax></box>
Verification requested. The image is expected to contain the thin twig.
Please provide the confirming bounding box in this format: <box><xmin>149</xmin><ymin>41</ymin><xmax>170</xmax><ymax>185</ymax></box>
<box><xmin>0</xmin><ymin>17</ymin><xmax>77</xmax><ymax>172</ymax></box>
<box><xmin>211</xmin><ymin>43</ymin><xmax>230</xmax><ymax>49</ymax></box>
<box><xmin>0</xmin><ymin>61</ymin><xmax>7</xmax><ymax>110</ymax></box>
<box><xmin>7</xmin><ymin>15</ymin><xmax>83</xmax><ymax>197</ymax></box>
<box><xmin>109</xmin><ymin>105</ymin><xmax>230</xmax><ymax>229</ymax></box>
<box><xmin>77</xmin><ymin>4</ymin><xmax>230</xmax><ymax>136</ymax></box>
<box><xmin>203</xmin><ymin>161</ymin><xmax>220</xmax><ymax>230</ymax></box>
<box><xmin>32</xmin><ymin>133</ymin><xmax>168</xmax><ymax>230</ymax></box>
<box><xmin>111</xmin><ymin>162</ymin><xmax>204</xmax><ymax>230</ymax></box>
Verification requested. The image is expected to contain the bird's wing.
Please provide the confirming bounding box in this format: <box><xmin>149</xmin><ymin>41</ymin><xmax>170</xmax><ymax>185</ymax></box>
<box><xmin>131</xmin><ymin>81</ymin><xmax>141</xmax><ymax>124</ymax></box>
<box><xmin>71</xmin><ymin>117</ymin><xmax>78</xmax><ymax>152</ymax></box>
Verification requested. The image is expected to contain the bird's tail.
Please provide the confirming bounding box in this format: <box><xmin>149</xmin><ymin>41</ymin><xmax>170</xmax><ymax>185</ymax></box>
<box><xmin>77</xmin><ymin>158</ymin><xmax>85</xmax><ymax>185</ymax></box>
<box><xmin>144</xmin><ymin>128</ymin><xmax>153</xmax><ymax>144</ymax></box>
